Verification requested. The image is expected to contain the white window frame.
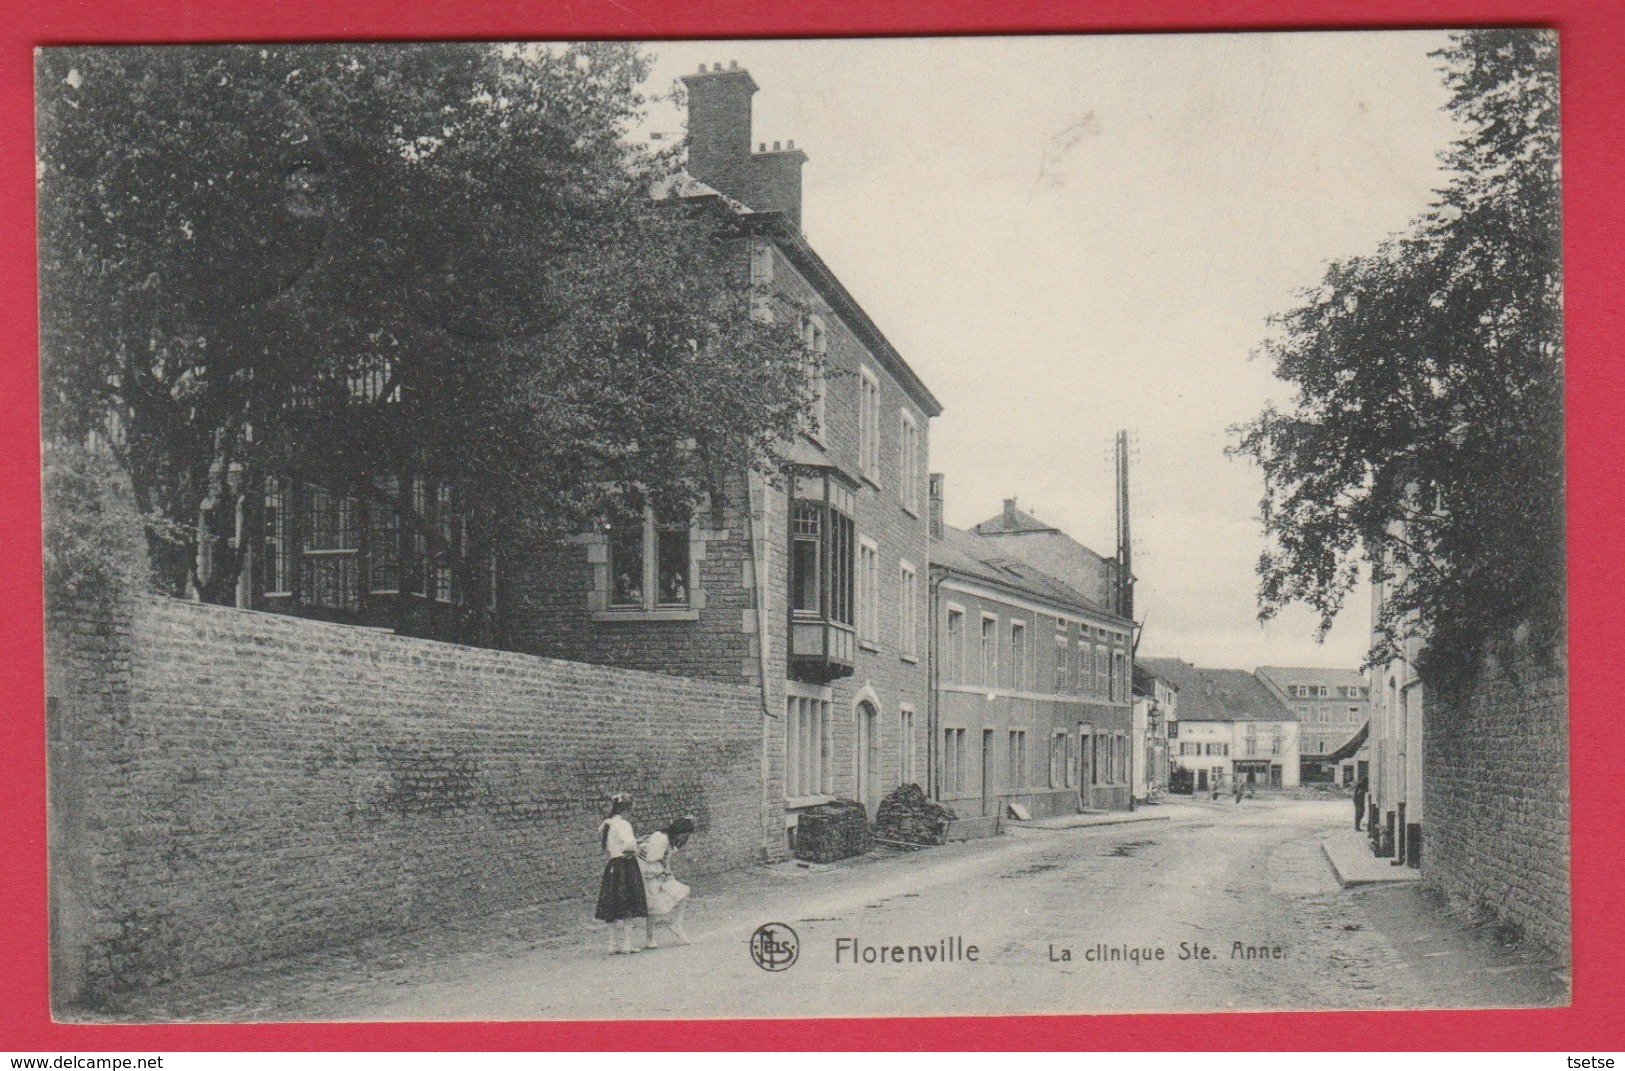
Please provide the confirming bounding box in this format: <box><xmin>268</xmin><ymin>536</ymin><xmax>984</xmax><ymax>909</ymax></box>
<box><xmin>1008</xmin><ymin>729</ymin><xmax>1027</xmax><ymax>789</ymax></box>
<box><xmin>1010</xmin><ymin>620</ymin><xmax>1028</xmax><ymax>691</ymax></box>
<box><xmin>898</xmin><ymin>409</ymin><xmax>920</xmax><ymax>515</ymax></box>
<box><xmin>1050</xmin><ymin>729</ymin><xmax>1068</xmax><ymax>788</ymax></box>
<box><xmin>899</xmin><ymin>561</ymin><xmax>919</xmax><ymax>661</ymax></box>
<box><xmin>595</xmin><ymin>508</ymin><xmax>700</xmax><ymax>622</ymax></box>
<box><xmin>859</xmin><ymin>366</ymin><xmax>881</xmax><ymax>484</ymax></box>
<box><xmin>943</xmin><ymin>727</ymin><xmax>967</xmax><ymax>794</ymax></box>
<box><xmin>785</xmin><ymin>684</ymin><xmax>834</xmax><ymax>800</ymax></box>
<box><xmin>803</xmin><ymin>315</ymin><xmax>828</xmax><ymax>444</ymax></box>
<box><xmin>944</xmin><ymin>601</ymin><xmax>965</xmax><ymax>681</ymax></box>
<box><xmin>980</xmin><ymin>613</ymin><xmax>999</xmax><ymax>688</ymax></box>
<box><xmin>900</xmin><ymin>704</ymin><xmax>917</xmax><ymax>786</ymax></box>
<box><xmin>857</xmin><ymin>536</ymin><xmax>880</xmax><ymax>648</ymax></box>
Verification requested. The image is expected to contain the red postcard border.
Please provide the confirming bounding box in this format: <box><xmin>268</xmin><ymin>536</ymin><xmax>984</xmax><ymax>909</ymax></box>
<box><xmin>2</xmin><ymin>0</ymin><xmax>1619</xmax><ymax>1052</ymax></box>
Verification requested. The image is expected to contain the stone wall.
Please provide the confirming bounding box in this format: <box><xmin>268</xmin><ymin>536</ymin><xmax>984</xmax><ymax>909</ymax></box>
<box><xmin>1422</xmin><ymin>639</ymin><xmax>1569</xmax><ymax>963</ymax></box>
<box><xmin>45</xmin><ymin>593</ymin><xmax>762</xmax><ymax>1009</ymax></box>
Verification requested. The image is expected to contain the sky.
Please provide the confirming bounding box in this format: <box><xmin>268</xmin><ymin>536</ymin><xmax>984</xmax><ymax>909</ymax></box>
<box><xmin>638</xmin><ymin>33</ymin><xmax>1463</xmax><ymax>672</ymax></box>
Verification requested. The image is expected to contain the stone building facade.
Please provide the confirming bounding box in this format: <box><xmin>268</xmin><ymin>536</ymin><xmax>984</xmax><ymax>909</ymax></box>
<box><xmin>1364</xmin><ymin>562</ymin><xmax>1569</xmax><ymax>962</ymax></box>
<box><xmin>506</xmin><ymin>63</ymin><xmax>944</xmax><ymax>855</ymax></box>
<box><xmin>1255</xmin><ymin>666</ymin><xmax>1371</xmax><ymax>785</ymax></box>
<box><xmin>929</xmin><ymin>478</ymin><xmax>1135</xmax><ymax>818</ymax></box>
<box><xmin>1133</xmin><ymin>662</ymin><xmax>1177</xmax><ymax>802</ymax></box>
<box><xmin>1421</xmin><ymin>638</ymin><xmax>1569</xmax><ymax>963</ymax></box>
<box><xmin>1142</xmin><ymin>658</ymin><xmax>1301</xmax><ymax>793</ymax></box>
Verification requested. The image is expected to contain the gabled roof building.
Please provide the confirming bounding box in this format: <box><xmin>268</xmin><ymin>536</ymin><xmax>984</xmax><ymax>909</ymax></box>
<box><xmin>930</xmin><ymin>476</ymin><xmax>1136</xmax><ymax>818</ymax></box>
<box><xmin>507</xmin><ymin>63</ymin><xmax>942</xmax><ymax>859</ymax></box>
<box><xmin>1141</xmin><ymin>657</ymin><xmax>1302</xmax><ymax>793</ymax></box>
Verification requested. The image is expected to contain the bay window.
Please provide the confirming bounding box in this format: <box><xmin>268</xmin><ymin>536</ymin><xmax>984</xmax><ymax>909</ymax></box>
<box><xmin>789</xmin><ymin>467</ymin><xmax>857</xmax><ymax>681</ymax></box>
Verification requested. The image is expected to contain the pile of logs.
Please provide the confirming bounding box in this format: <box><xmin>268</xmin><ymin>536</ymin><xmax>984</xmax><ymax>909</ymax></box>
<box><xmin>794</xmin><ymin>798</ymin><xmax>873</xmax><ymax>863</ymax></box>
<box><xmin>875</xmin><ymin>783</ymin><xmax>958</xmax><ymax>847</ymax></box>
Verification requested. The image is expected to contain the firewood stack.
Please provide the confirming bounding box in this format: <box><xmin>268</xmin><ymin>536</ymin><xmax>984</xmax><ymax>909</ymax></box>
<box><xmin>875</xmin><ymin>783</ymin><xmax>958</xmax><ymax>847</ymax></box>
<box><xmin>794</xmin><ymin>798</ymin><xmax>873</xmax><ymax>863</ymax></box>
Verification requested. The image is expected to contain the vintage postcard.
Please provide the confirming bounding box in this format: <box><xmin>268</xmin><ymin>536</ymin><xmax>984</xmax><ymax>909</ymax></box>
<box><xmin>36</xmin><ymin>31</ymin><xmax>1567</xmax><ymax>1022</ymax></box>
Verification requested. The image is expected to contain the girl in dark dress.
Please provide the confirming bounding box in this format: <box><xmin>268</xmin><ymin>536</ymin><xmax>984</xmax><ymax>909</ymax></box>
<box><xmin>595</xmin><ymin>793</ymin><xmax>649</xmax><ymax>954</ymax></box>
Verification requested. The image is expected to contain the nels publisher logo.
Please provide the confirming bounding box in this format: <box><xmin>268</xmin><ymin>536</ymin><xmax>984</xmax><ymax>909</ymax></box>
<box><xmin>749</xmin><ymin>923</ymin><xmax>800</xmax><ymax>972</ymax></box>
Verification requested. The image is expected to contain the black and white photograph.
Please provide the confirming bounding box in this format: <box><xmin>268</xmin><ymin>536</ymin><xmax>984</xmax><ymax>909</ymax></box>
<box><xmin>36</xmin><ymin>31</ymin><xmax>1567</xmax><ymax>1022</ymax></box>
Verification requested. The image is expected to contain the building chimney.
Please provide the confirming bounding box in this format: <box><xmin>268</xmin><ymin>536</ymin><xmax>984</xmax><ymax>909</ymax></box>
<box><xmin>680</xmin><ymin>63</ymin><xmax>759</xmax><ymax>204</ymax></box>
<box><xmin>929</xmin><ymin>473</ymin><xmax>946</xmax><ymax>540</ymax></box>
<box><xmin>680</xmin><ymin>64</ymin><xmax>806</xmax><ymax>230</ymax></box>
<box><xmin>1003</xmin><ymin>498</ymin><xmax>1019</xmax><ymax>528</ymax></box>
<box><xmin>749</xmin><ymin>141</ymin><xmax>808</xmax><ymax>229</ymax></box>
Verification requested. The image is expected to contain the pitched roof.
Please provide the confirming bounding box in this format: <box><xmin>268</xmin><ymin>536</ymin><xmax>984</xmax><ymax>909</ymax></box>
<box><xmin>1254</xmin><ymin>666</ymin><xmax>1367</xmax><ymax>690</ymax></box>
<box><xmin>932</xmin><ymin>525</ymin><xmax>1118</xmax><ymax>621</ymax></box>
<box><xmin>973</xmin><ymin>503</ymin><xmax>1058</xmax><ymax>535</ymax></box>
<box><xmin>1138</xmin><ymin>658</ymin><xmax>1297</xmax><ymax>722</ymax></box>
<box><xmin>1134</xmin><ymin>661</ymin><xmax>1178</xmax><ymax>693</ymax></box>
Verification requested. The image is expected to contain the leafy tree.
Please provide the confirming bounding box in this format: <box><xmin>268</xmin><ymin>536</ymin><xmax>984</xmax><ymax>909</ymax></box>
<box><xmin>1231</xmin><ymin>30</ymin><xmax>1562</xmax><ymax>680</ymax></box>
<box><xmin>37</xmin><ymin>43</ymin><xmax>816</xmax><ymax>603</ymax></box>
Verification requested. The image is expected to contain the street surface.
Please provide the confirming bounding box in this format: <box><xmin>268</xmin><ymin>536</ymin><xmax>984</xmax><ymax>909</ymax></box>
<box><xmin>94</xmin><ymin>798</ymin><xmax>1565</xmax><ymax>1021</ymax></box>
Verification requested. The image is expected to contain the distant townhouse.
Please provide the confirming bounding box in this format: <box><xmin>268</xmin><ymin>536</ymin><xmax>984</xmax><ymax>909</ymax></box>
<box><xmin>1254</xmin><ymin>667</ymin><xmax>1371</xmax><ymax>786</ymax></box>
<box><xmin>1141</xmin><ymin>659</ymin><xmax>1300</xmax><ymax>793</ymax></box>
<box><xmin>1132</xmin><ymin>662</ymin><xmax>1177</xmax><ymax>802</ymax></box>
<box><xmin>507</xmin><ymin>63</ymin><xmax>944</xmax><ymax>857</ymax></box>
<box><xmin>1365</xmin><ymin>560</ymin><xmax>1426</xmax><ymax>867</ymax></box>
<box><xmin>929</xmin><ymin>480</ymin><xmax>1136</xmax><ymax>818</ymax></box>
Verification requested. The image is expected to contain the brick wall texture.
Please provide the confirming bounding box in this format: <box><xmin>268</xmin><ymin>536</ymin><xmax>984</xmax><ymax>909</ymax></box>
<box><xmin>1423</xmin><ymin>642</ymin><xmax>1569</xmax><ymax>964</ymax></box>
<box><xmin>45</xmin><ymin>592</ymin><xmax>763</xmax><ymax>1008</ymax></box>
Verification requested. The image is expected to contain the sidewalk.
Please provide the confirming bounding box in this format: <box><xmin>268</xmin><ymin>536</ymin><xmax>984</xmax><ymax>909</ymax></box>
<box><xmin>80</xmin><ymin>820</ymin><xmax>1046</xmax><ymax>1022</ymax></box>
<box><xmin>1321</xmin><ymin>825</ymin><xmax>1421</xmax><ymax>887</ymax></box>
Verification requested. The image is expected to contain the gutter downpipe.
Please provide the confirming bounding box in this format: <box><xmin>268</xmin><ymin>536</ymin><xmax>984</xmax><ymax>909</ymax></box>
<box><xmin>928</xmin><ymin>568</ymin><xmax>946</xmax><ymax>801</ymax></box>
<box><xmin>745</xmin><ymin>472</ymin><xmax>778</xmax><ymax>859</ymax></box>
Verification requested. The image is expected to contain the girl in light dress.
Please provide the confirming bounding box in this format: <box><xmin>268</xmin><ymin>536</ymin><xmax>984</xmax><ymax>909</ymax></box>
<box><xmin>638</xmin><ymin>815</ymin><xmax>695</xmax><ymax>948</ymax></box>
<box><xmin>595</xmin><ymin>793</ymin><xmax>649</xmax><ymax>954</ymax></box>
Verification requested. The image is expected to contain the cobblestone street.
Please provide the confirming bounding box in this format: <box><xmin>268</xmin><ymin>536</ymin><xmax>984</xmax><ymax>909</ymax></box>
<box><xmin>87</xmin><ymin>799</ymin><xmax>1565</xmax><ymax>1022</ymax></box>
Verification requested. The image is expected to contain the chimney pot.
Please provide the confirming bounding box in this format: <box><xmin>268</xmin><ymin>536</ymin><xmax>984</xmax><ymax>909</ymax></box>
<box><xmin>1003</xmin><ymin>498</ymin><xmax>1019</xmax><ymax>525</ymax></box>
<box><xmin>773</xmin><ymin>140</ymin><xmax>781</xmax><ymax>151</ymax></box>
<box><xmin>787</xmin><ymin>139</ymin><xmax>795</xmax><ymax>149</ymax></box>
<box><xmin>730</xmin><ymin>60</ymin><xmax>738</xmax><ymax>69</ymax></box>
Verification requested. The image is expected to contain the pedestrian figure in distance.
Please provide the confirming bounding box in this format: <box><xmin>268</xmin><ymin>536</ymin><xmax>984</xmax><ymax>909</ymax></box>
<box><xmin>1353</xmin><ymin>775</ymin><xmax>1370</xmax><ymax>831</ymax></box>
<box><xmin>1233</xmin><ymin>778</ymin><xmax>1245</xmax><ymax>805</ymax></box>
<box><xmin>595</xmin><ymin>792</ymin><xmax>649</xmax><ymax>954</ymax></box>
<box><xmin>639</xmin><ymin>815</ymin><xmax>696</xmax><ymax>948</ymax></box>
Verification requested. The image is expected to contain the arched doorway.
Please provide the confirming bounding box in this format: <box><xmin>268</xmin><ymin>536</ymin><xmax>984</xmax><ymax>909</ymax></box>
<box><xmin>856</xmin><ymin>700</ymin><xmax>880</xmax><ymax>809</ymax></box>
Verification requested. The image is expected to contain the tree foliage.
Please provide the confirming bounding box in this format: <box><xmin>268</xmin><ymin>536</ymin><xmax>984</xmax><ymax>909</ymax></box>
<box><xmin>1231</xmin><ymin>30</ymin><xmax>1563</xmax><ymax>679</ymax></box>
<box><xmin>37</xmin><ymin>43</ymin><xmax>816</xmax><ymax>602</ymax></box>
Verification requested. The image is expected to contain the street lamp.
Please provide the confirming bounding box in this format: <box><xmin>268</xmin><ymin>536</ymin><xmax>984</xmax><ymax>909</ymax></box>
<box><xmin>1145</xmin><ymin>703</ymin><xmax>1164</xmax><ymax>798</ymax></box>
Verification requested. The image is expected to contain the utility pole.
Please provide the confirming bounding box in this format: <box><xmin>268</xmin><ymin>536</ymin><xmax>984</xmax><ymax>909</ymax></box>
<box><xmin>1115</xmin><ymin>428</ymin><xmax>1134</xmax><ymax>622</ymax></box>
